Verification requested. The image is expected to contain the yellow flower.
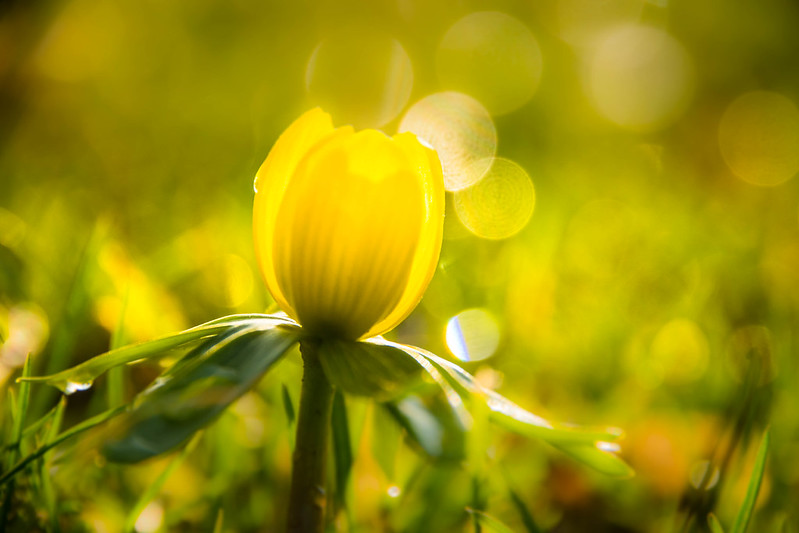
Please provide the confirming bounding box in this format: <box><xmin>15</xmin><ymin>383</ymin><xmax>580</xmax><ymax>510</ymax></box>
<box><xmin>253</xmin><ymin>108</ymin><xmax>444</xmax><ymax>341</ymax></box>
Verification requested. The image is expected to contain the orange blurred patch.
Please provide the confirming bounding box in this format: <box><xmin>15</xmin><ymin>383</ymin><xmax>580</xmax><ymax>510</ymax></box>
<box><xmin>626</xmin><ymin>413</ymin><xmax>720</xmax><ymax>497</ymax></box>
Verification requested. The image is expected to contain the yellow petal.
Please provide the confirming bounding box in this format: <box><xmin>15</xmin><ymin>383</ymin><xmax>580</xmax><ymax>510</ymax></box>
<box><xmin>363</xmin><ymin>132</ymin><xmax>445</xmax><ymax>338</ymax></box>
<box><xmin>271</xmin><ymin>129</ymin><xmax>440</xmax><ymax>339</ymax></box>
<box><xmin>253</xmin><ymin>108</ymin><xmax>335</xmax><ymax>318</ymax></box>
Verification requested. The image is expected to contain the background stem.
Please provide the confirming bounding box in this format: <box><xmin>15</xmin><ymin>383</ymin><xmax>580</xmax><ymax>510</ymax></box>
<box><xmin>287</xmin><ymin>339</ymin><xmax>334</xmax><ymax>533</ymax></box>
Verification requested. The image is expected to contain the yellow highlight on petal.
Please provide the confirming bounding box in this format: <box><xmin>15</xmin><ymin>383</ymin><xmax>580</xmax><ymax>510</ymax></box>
<box><xmin>253</xmin><ymin>109</ymin><xmax>444</xmax><ymax>340</ymax></box>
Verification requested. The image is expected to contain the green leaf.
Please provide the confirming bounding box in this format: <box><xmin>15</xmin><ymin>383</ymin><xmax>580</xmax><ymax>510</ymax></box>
<box><xmin>709</xmin><ymin>513</ymin><xmax>726</xmax><ymax>533</ymax></box>
<box><xmin>466</xmin><ymin>509</ymin><xmax>516</xmax><ymax>533</ymax></box>
<box><xmin>550</xmin><ymin>441</ymin><xmax>633</xmax><ymax>478</ymax></box>
<box><xmin>422</xmin><ymin>348</ymin><xmax>632</xmax><ymax>476</ymax></box>
<box><xmin>19</xmin><ymin>314</ymin><xmax>297</xmax><ymax>395</ymax></box>
<box><xmin>367</xmin><ymin>338</ymin><xmax>471</xmax><ymax>429</ymax></box>
<box><xmin>318</xmin><ymin>339</ymin><xmax>421</xmax><ymax>399</ymax></box>
<box><xmin>331</xmin><ymin>391</ymin><xmax>353</xmax><ymax>511</ymax></box>
<box><xmin>731</xmin><ymin>429</ymin><xmax>770</xmax><ymax>533</ymax></box>
<box><xmin>102</xmin><ymin>323</ymin><xmax>300</xmax><ymax>463</ymax></box>
<box><xmin>375</xmin><ymin>339</ymin><xmax>633</xmax><ymax>477</ymax></box>
<box><xmin>384</xmin><ymin>395</ymin><xmax>466</xmax><ymax>461</ymax></box>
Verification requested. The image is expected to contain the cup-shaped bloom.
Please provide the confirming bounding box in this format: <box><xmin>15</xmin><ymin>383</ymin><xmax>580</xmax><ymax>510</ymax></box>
<box><xmin>253</xmin><ymin>109</ymin><xmax>444</xmax><ymax>341</ymax></box>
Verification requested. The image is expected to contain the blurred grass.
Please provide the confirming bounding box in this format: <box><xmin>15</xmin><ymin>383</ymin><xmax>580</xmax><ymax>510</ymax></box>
<box><xmin>1</xmin><ymin>0</ymin><xmax>798</xmax><ymax>531</ymax></box>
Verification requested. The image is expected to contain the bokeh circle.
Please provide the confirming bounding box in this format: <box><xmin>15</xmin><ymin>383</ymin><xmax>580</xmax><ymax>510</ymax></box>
<box><xmin>306</xmin><ymin>29</ymin><xmax>414</xmax><ymax>128</ymax></box>
<box><xmin>588</xmin><ymin>25</ymin><xmax>693</xmax><ymax>131</ymax></box>
<box><xmin>718</xmin><ymin>91</ymin><xmax>799</xmax><ymax>187</ymax></box>
<box><xmin>453</xmin><ymin>157</ymin><xmax>535</xmax><ymax>240</ymax></box>
<box><xmin>436</xmin><ymin>12</ymin><xmax>542</xmax><ymax>115</ymax></box>
<box><xmin>398</xmin><ymin>92</ymin><xmax>497</xmax><ymax>191</ymax></box>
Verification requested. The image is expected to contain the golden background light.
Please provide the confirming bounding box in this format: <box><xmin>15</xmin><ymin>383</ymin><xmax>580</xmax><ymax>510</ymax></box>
<box><xmin>398</xmin><ymin>91</ymin><xmax>497</xmax><ymax>191</ymax></box>
<box><xmin>587</xmin><ymin>25</ymin><xmax>693</xmax><ymax>131</ymax></box>
<box><xmin>453</xmin><ymin>157</ymin><xmax>535</xmax><ymax>240</ymax></box>
<box><xmin>219</xmin><ymin>254</ymin><xmax>254</xmax><ymax>309</ymax></box>
<box><xmin>718</xmin><ymin>91</ymin><xmax>799</xmax><ymax>187</ymax></box>
<box><xmin>33</xmin><ymin>0</ymin><xmax>124</xmax><ymax>82</ymax></box>
<box><xmin>556</xmin><ymin>0</ymin><xmax>644</xmax><ymax>48</ymax></box>
<box><xmin>2</xmin><ymin>0</ymin><xmax>796</xmax><ymax>527</ymax></box>
<box><xmin>648</xmin><ymin>319</ymin><xmax>709</xmax><ymax>386</ymax></box>
<box><xmin>306</xmin><ymin>29</ymin><xmax>413</xmax><ymax>128</ymax></box>
<box><xmin>436</xmin><ymin>11</ymin><xmax>542</xmax><ymax>115</ymax></box>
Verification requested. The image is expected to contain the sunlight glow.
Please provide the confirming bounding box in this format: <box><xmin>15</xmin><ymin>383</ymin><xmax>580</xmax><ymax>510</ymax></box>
<box><xmin>134</xmin><ymin>502</ymin><xmax>164</xmax><ymax>533</ymax></box>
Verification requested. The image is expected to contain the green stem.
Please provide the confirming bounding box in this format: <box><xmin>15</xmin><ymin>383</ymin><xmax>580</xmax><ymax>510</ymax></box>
<box><xmin>287</xmin><ymin>339</ymin><xmax>334</xmax><ymax>533</ymax></box>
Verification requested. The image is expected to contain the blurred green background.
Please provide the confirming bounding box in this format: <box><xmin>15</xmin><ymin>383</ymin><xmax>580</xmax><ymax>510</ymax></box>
<box><xmin>1</xmin><ymin>0</ymin><xmax>798</xmax><ymax>531</ymax></box>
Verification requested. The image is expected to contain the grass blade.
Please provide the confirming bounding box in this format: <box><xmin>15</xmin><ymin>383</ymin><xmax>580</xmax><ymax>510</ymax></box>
<box><xmin>331</xmin><ymin>391</ymin><xmax>353</xmax><ymax>513</ymax></box>
<box><xmin>384</xmin><ymin>394</ymin><xmax>467</xmax><ymax>462</ymax></box>
<box><xmin>123</xmin><ymin>432</ymin><xmax>202</xmax><ymax>532</ymax></box>
<box><xmin>282</xmin><ymin>383</ymin><xmax>297</xmax><ymax>451</ymax></box>
<box><xmin>466</xmin><ymin>508</ymin><xmax>515</xmax><ymax>533</ymax></box>
<box><xmin>107</xmin><ymin>285</ymin><xmax>130</xmax><ymax>410</ymax></box>
<box><xmin>11</xmin><ymin>355</ymin><xmax>32</xmax><ymax>447</ymax></box>
<box><xmin>1</xmin><ymin>354</ymin><xmax>33</xmax><ymax>529</ymax></box>
<box><xmin>709</xmin><ymin>513</ymin><xmax>726</xmax><ymax>533</ymax></box>
<box><xmin>2</xmin><ymin>402</ymin><xmax>60</xmax><ymax>452</ymax></box>
<box><xmin>504</xmin><ymin>473</ymin><xmax>542</xmax><ymax>533</ymax></box>
<box><xmin>0</xmin><ymin>404</ymin><xmax>127</xmax><ymax>487</ymax></box>
<box><xmin>213</xmin><ymin>508</ymin><xmax>224</xmax><ymax>533</ymax></box>
<box><xmin>282</xmin><ymin>384</ymin><xmax>296</xmax><ymax>426</ymax></box>
<box><xmin>371</xmin><ymin>404</ymin><xmax>401</xmax><ymax>479</ymax></box>
<box><xmin>40</xmin><ymin>397</ymin><xmax>66</xmax><ymax>532</ymax></box>
<box><xmin>731</xmin><ymin>429</ymin><xmax>770</xmax><ymax>533</ymax></box>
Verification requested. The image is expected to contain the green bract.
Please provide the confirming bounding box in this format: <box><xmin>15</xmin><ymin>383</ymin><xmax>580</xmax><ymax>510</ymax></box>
<box><xmin>15</xmin><ymin>313</ymin><xmax>631</xmax><ymax>477</ymax></box>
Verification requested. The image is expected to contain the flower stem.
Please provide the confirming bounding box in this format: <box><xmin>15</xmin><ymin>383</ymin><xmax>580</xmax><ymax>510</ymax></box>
<box><xmin>287</xmin><ymin>339</ymin><xmax>334</xmax><ymax>533</ymax></box>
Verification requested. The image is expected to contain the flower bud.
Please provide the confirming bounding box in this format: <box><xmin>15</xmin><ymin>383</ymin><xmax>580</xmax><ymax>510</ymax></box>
<box><xmin>254</xmin><ymin>109</ymin><xmax>444</xmax><ymax>340</ymax></box>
